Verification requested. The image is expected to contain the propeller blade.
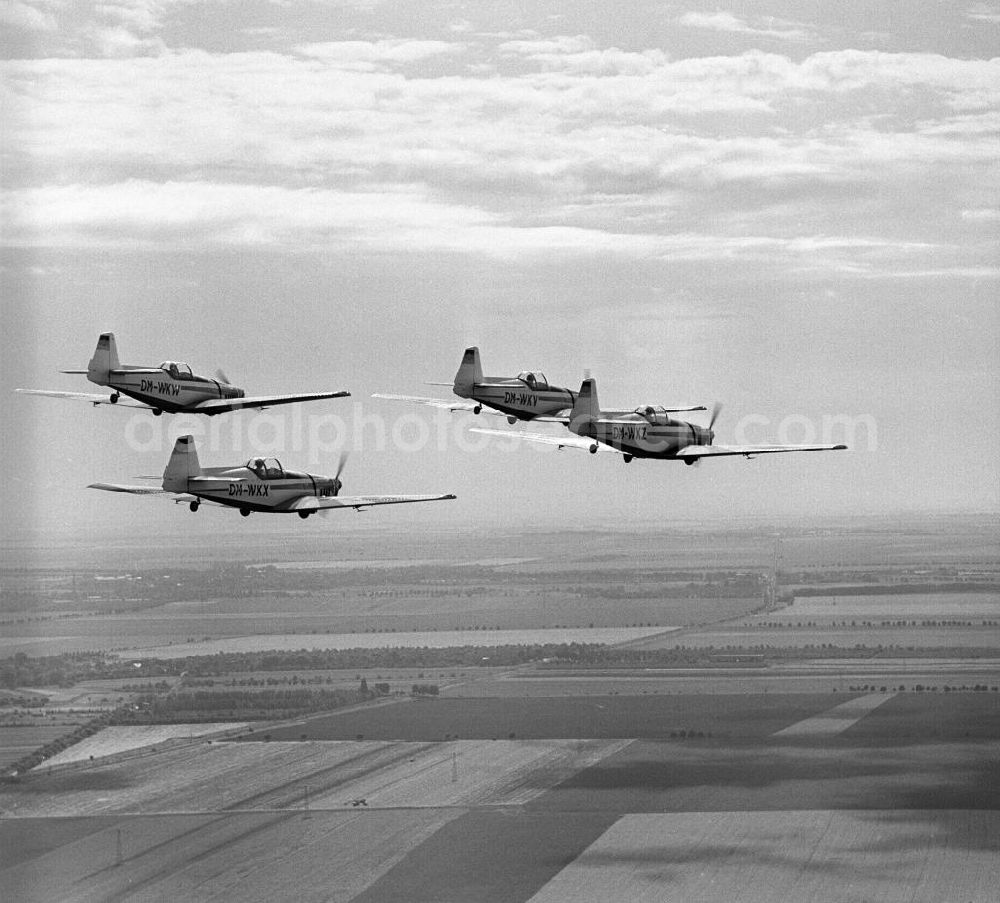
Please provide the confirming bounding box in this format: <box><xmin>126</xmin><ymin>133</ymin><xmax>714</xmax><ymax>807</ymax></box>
<box><xmin>334</xmin><ymin>449</ymin><xmax>349</xmax><ymax>482</ymax></box>
<box><xmin>215</xmin><ymin>368</ymin><xmax>231</xmax><ymax>385</ymax></box>
<box><xmin>709</xmin><ymin>403</ymin><xmax>722</xmax><ymax>430</ymax></box>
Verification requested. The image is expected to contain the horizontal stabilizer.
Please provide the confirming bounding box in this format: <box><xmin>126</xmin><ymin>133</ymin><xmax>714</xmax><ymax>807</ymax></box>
<box><xmin>88</xmin><ymin>483</ymin><xmax>168</xmax><ymax>494</ymax></box>
<box><xmin>16</xmin><ymin>389</ymin><xmax>153</xmax><ymax>409</ymax></box>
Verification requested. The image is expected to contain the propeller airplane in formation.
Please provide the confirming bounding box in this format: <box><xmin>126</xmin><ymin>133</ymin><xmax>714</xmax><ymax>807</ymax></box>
<box><xmin>17</xmin><ymin>333</ymin><xmax>350</xmax><ymax>416</ymax></box>
<box><xmin>471</xmin><ymin>378</ymin><xmax>847</xmax><ymax>464</ymax></box>
<box><xmin>374</xmin><ymin>346</ymin><xmax>705</xmax><ymax>424</ymax></box>
<box><xmin>89</xmin><ymin>436</ymin><xmax>457</xmax><ymax>518</ymax></box>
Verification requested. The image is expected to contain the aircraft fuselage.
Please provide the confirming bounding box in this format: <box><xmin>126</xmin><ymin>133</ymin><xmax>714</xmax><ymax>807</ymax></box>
<box><xmin>97</xmin><ymin>368</ymin><xmax>244</xmax><ymax>413</ymax></box>
<box><xmin>182</xmin><ymin>467</ymin><xmax>340</xmax><ymax>513</ymax></box>
<box><xmin>460</xmin><ymin>379</ymin><xmax>575</xmax><ymax>421</ymax></box>
<box><xmin>570</xmin><ymin>413</ymin><xmax>714</xmax><ymax>459</ymax></box>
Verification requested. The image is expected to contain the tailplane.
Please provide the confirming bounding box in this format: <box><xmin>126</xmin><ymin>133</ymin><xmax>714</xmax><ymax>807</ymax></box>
<box><xmin>85</xmin><ymin>333</ymin><xmax>121</xmax><ymax>385</ymax></box>
<box><xmin>452</xmin><ymin>346</ymin><xmax>483</xmax><ymax>398</ymax></box>
<box><xmin>162</xmin><ymin>435</ymin><xmax>201</xmax><ymax>492</ymax></box>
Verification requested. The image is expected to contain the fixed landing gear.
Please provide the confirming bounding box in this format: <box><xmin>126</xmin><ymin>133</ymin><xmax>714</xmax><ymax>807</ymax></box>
<box><xmin>152</xmin><ymin>409</ymin><xmax>162</xmax><ymax>416</ymax></box>
<box><xmin>298</xmin><ymin>511</ymin><xmax>311</xmax><ymax>519</ymax></box>
<box><xmin>589</xmin><ymin>444</ymin><xmax>599</xmax><ymax>454</ymax></box>
<box><xmin>507</xmin><ymin>415</ymin><xmax>517</xmax><ymax>424</ymax></box>
<box><xmin>240</xmin><ymin>507</ymin><xmax>251</xmax><ymax>517</ymax></box>
<box><xmin>684</xmin><ymin>458</ymin><xmax>696</xmax><ymax>466</ymax></box>
<box><xmin>109</xmin><ymin>392</ymin><xmax>120</xmax><ymax>404</ymax></box>
<box><xmin>623</xmin><ymin>455</ymin><xmax>633</xmax><ymax>463</ymax></box>
<box><xmin>473</xmin><ymin>404</ymin><xmax>482</xmax><ymax>414</ymax></box>
<box><xmin>189</xmin><ymin>501</ymin><xmax>200</xmax><ymax>512</ymax></box>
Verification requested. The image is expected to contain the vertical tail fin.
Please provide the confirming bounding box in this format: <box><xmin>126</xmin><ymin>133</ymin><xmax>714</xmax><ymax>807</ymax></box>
<box><xmin>569</xmin><ymin>378</ymin><xmax>601</xmax><ymax>435</ymax></box>
<box><xmin>452</xmin><ymin>346</ymin><xmax>483</xmax><ymax>398</ymax></box>
<box><xmin>162</xmin><ymin>435</ymin><xmax>201</xmax><ymax>492</ymax></box>
<box><xmin>86</xmin><ymin>333</ymin><xmax>120</xmax><ymax>385</ymax></box>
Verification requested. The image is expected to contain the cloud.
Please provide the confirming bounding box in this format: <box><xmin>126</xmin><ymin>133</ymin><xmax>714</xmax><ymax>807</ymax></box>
<box><xmin>677</xmin><ymin>11</ymin><xmax>814</xmax><ymax>42</ymax></box>
<box><xmin>295</xmin><ymin>39</ymin><xmax>465</xmax><ymax>70</ymax></box>
<box><xmin>0</xmin><ymin>1</ymin><xmax>58</xmax><ymax>31</ymax></box>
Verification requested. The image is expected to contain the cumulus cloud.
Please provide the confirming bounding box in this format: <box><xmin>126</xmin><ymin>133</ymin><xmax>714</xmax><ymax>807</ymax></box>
<box><xmin>1</xmin><ymin>39</ymin><xmax>997</xmax><ymax>279</ymax></box>
<box><xmin>677</xmin><ymin>11</ymin><xmax>814</xmax><ymax>42</ymax></box>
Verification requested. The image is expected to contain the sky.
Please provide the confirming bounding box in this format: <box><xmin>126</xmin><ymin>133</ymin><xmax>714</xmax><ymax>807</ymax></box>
<box><xmin>1</xmin><ymin>0</ymin><xmax>998</xmax><ymax>548</ymax></box>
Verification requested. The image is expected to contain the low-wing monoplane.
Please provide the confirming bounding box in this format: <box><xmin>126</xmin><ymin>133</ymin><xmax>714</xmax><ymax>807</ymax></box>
<box><xmin>471</xmin><ymin>378</ymin><xmax>847</xmax><ymax>464</ymax></box>
<box><xmin>376</xmin><ymin>346</ymin><xmax>705</xmax><ymax>424</ymax></box>
<box><xmin>17</xmin><ymin>333</ymin><xmax>350</xmax><ymax>415</ymax></box>
<box><xmin>90</xmin><ymin>436</ymin><xmax>456</xmax><ymax>518</ymax></box>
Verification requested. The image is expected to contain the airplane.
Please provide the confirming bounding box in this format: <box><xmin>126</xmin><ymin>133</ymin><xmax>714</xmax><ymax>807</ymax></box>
<box><xmin>470</xmin><ymin>378</ymin><xmax>847</xmax><ymax>464</ymax></box>
<box><xmin>374</xmin><ymin>346</ymin><xmax>705</xmax><ymax>424</ymax></box>
<box><xmin>17</xmin><ymin>332</ymin><xmax>350</xmax><ymax>415</ymax></box>
<box><xmin>89</xmin><ymin>435</ymin><xmax>457</xmax><ymax>518</ymax></box>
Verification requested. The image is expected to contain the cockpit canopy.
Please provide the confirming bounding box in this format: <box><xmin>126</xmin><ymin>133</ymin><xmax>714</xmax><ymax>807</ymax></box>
<box><xmin>516</xmin><ymin>371</ymin><xmax>549</xmax><ymax>390</ymax></box>
<box><xmin>634</xmin><ymin>405</ymin><xmax>674</xmax><ymax>425</ymax></box>
<box><xmin>246</xmin><ymin>457</ymin><xmax>284</xmax><ymax>480</ymax></box>
<box><xmin>159</xmin><ymin>361</ymin><xmax>194</xmax><ymax>379</ymax></box>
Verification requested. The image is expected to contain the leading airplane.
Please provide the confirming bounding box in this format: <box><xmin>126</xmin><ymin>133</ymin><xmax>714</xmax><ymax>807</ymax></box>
<box><xmin>90</xmin><ymin>436</ymin><xmax>457</xmax><ymax>518</ymax></box>
<box><xmin>375</xmin><ymin>346</ymin><xmax>705</xmax><ymax>424</ymax></box>
<box><xmin>17</xmin><ymin>333</ymin><xmax>350</xmax><ymax>415</ymax></box>
<box><xmin>470</xmin><ymin>378</ymin><xmax>847</xmax><ymax>464</ymax></box>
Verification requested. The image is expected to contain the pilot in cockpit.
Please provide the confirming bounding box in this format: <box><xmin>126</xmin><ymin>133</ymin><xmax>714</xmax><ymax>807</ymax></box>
<box><xmin>524</xmin><ymin>373</ymin><xmax>536</xmax><ymax>389</ymax></box>
<box><xmin>249</xmin><ymin>458</ymin><xmax>267</xmax><ymax>479</ymax></box>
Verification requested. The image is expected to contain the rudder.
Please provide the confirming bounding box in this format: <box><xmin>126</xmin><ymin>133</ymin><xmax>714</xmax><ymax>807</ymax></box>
<box><xmin>162</xmin><ymin>435</ymin><xmax>201</xmax><ymax>492</ymax></box>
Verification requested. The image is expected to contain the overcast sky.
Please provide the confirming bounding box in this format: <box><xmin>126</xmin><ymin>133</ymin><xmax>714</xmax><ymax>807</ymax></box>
<box><xmin>2</xmin><ymin>0</ymin><xmax>998</xmax><ymax>547</ymax></box>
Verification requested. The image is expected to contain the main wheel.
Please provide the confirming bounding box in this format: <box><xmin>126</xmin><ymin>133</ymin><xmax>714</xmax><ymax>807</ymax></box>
<box><xmin>189</xmin><ymin>501</ymin><xmax>200</xmax><ymax>512</ymax></box>
<box><xmin>152</xmin><ymin>409</ymin><xmax>162</xmax><ymax>416</ymax></box>
<box><xmin>623</xmin><ymin>455</ymin><xmax>632</xmax><ymax>464</ymax></box>
<box><xmin>110</xmin><ymin>392</ymin><xmax>120</xmax><ymax>404</ymax></box>
<box><xmin>473</xmin><ymin>404</ymin><xmax>482</xmax><ymax>414</ymax></box>
<box><xmin>589</xmin><ymin>444</ymin><xmax>598</xmax><ymax>454</ymax></box>
<box><xmin>240</xmin><ymin>507</ymin><xmax>251</xmax><ymax>517</ymax></box>
<box><xmin>298</xmin><ymin>511</ymin><xmax>310</xmax><ymax>519</ymax></box>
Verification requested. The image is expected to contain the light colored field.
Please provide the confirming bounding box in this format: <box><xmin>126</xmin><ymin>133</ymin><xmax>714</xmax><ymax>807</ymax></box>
<box><xmin>526</xmin><ymin>810</ymin><xmax>1000</xmax><ymax>903</ymax></box>
<box><xmin>3</xmin><ymin>810</ymin><xmax>456</xmax><ymax>903</ymax></box>
<box><xmin>38</xmin><ymin>723</ymin><xmax>250</xmax><ymax>769</ymax></box>
<box><xmin>307</xmin><ymin>738</ymin><xmax>633</xmax><ymax>810</ymax></box>
<box><xmin>5</xmin><ymin>737</ymin><xmax>629</xmax><ymax>818</ymax></box>
<box><xmin>117</xmin><ymin>626</ymin><xmax>676</xmax><ymax>659</ymax></box>
<box><xmin>773</xmin><ymin>692</ymin><xmax>896</xmax><ymax>737</ymax></box>
<box><xmin>777</xmin><ymin>592</ymin><xmax>1000</xmax><ymax>619</ymax></box>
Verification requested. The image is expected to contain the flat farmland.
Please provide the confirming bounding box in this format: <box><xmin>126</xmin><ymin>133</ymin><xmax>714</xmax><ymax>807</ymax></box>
<box><xmin>253</xmin><ymin>694</ymin><xmax>854</xmax><ymax>742</ymax></box>
<box><xmin>520</xmin><ymin>810</ymin><xmax>1000</xmax><ymax>903</ymax></box>
<box><xmin>774</xmin><ymin>591</ymin><xmax>1000</xmax><ymax>619</ymax></box>
<box><xmin>629</xmin><ymin>623</ymin><xmax>1000</xmax><ymax>649</ymax></box>
<box><xmin>5</xmin><ymin>688</ymin><xmax>998</xmax><ymax>902</ymax></box>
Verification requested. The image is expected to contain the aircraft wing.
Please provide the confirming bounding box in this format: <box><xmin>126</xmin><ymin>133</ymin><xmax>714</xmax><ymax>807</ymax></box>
<box><xmin>468</xmin><ymin>428</ymin><xmax>625</xmax><ymax>455</ymax></box>
<box><xmin>675</xmin><ymin>444</ymin><xmax>848</xmax><ymax>460</ymax></box>
<box><xmin>288</xmin><ymin>493</ymin><xmax>457</xmax><ymax>512</ymax></box>
<box><xmin>371</xmin><ymin>393</ymin><xmax>500</xmax><ymax>415</ymax></box>
<box><xmin>193</xmin><ymin>390</ymin><xmax>350</xmax><ymax>414</ymax></box>
<box><xmin>16</xmin><ymin>389</ymin><xmax>154</xmax><ymax>409</ymax></box>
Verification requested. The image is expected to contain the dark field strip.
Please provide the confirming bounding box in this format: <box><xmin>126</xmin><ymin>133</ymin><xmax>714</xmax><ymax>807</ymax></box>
<box><xmin>351</xmin><ymin>810</ymin><xmax>620</xmax><ymax>903</ymax></box>
<box><xmin>248</xmin><ymin>694</ymin><xmax>846</xmax><ymax>742</ymax></box>
<box><xmin>841</xmin><ymin>692</ymin><xmax>1000</xmax><ymax>742</ymax></box>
